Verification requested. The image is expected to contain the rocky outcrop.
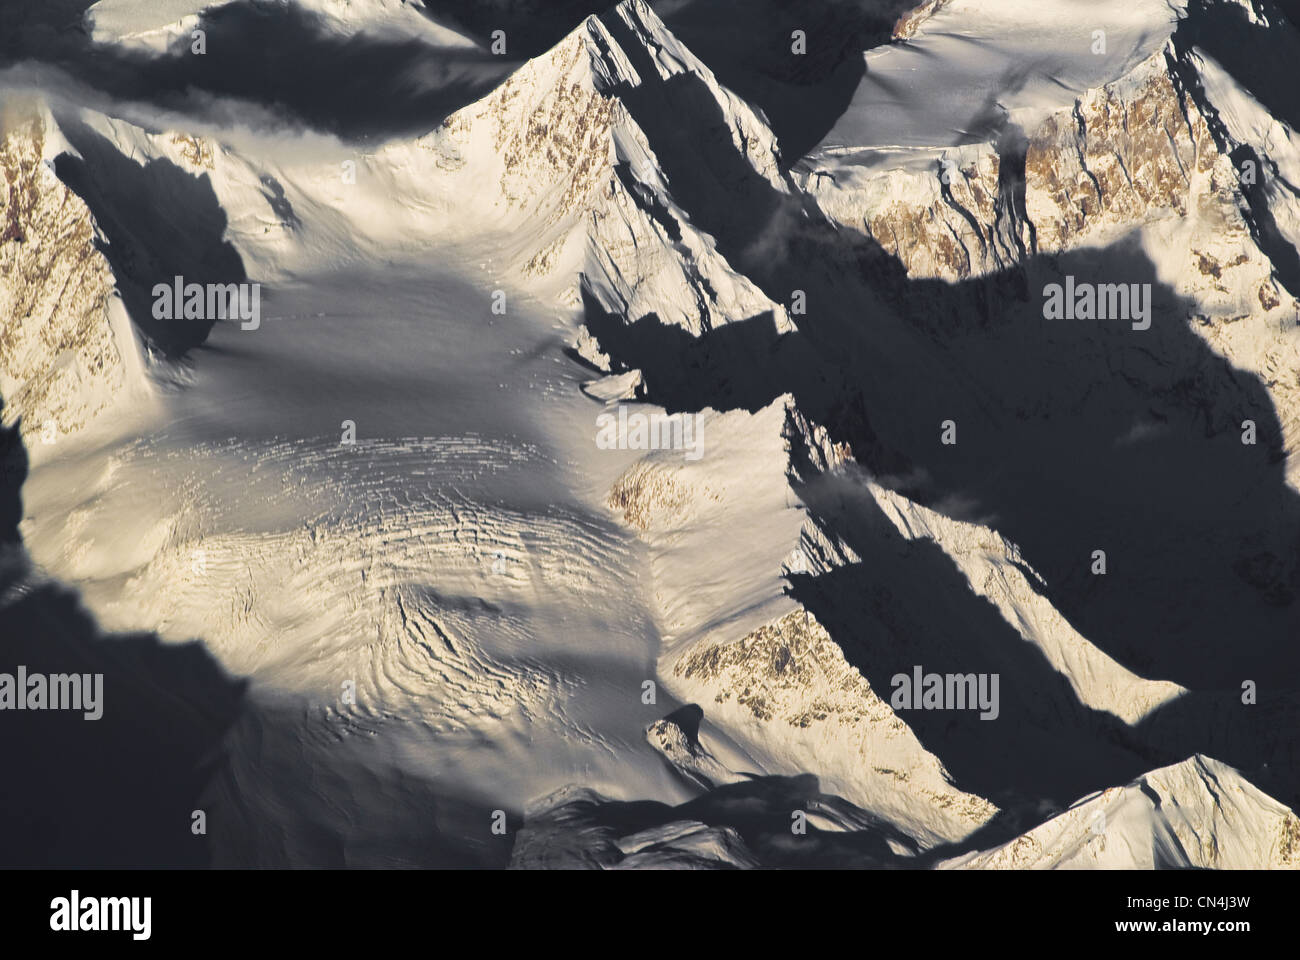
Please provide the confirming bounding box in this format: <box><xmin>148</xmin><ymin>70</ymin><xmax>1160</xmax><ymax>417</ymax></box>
<box><xmin>800</xmin><ymin>48</ymin><xmax>1225</xmax><ymax>283</ymax></box>
<box><xmin>668</xmin><ymin>607</ymin><xmax>999</xmax><ymax>848</ymax></box>
<box><xmin>798</xmin><ymin>12</ymin><xmax>1300</xmax><ymax>479</ymax></box>
<box><xmin>411</xmin><ymin>0</ymin><xmax>788</xmax><ymax>334</ymax></box>
<box><xmin>0</xmin><ymin>99</ymin><xmax>147</xmax><ymax>456</ymax></box>
<box><xmin>892</xmin><ymin>0</ymin><xmax>953</xmax><ymax>40</ymax></box>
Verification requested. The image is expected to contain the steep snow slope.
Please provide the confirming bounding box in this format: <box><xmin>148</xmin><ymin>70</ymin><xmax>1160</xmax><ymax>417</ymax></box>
<box><xmin>60</xmin><ymin>0</ymin><xmax>787</xmax><ymax>337</ymax></box>
<box><xmin>510</xmin><ymin>747</ymin><xmax>1300</xmax><ymax>868</ymax></box>
<box><xmin>861</xmin><ymin>480</ymin><xmax>1187</xmax><ymax>726</ymax></box>
<box><xmin>0</xmin><ymin>99</ymin><xmax>153</xmax><ymax>462</ymax></box>
<box><xmin>799</xmin><ymin>0</ymin><xmax>1300</xmax><ymax>480</ymax></box>
<box><xmin>802</xmin><ymin>46</ymin><xmax>1220</xmax><ymax>280</ymax></box>
<box><xmin>815</xmin><ymin>0</ymin><xmax>1188</xmax><ymax>155</ymax></box>
<box><xmin>667</xmin><ymin>606</ymin><xmax>998</xmax><ymax>847</ymax></box>
<box><xmin>942</xmin><ymin>755</ymin><xmax>1300</xmax><ymax>869</ymax></box>
<box><xmin>783</xmin><ymin>409</ymin><xmax>1187</xmax><ymax>728</ymax></box>
<box><xmin>591</xmin><ymin>395</ymin><xmax>1001</xmax><ymax>847</ymax></box>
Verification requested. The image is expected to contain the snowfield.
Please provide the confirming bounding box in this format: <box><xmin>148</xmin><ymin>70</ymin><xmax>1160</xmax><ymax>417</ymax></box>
<box><xmin>2</xmin><ymin>0</ymin><xmax>1300</xmax><ymax>868</ymax></box>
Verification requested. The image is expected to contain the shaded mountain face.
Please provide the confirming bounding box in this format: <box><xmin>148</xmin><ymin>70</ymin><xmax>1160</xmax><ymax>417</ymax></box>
<box><xmin>2</xmin><ymin>0</ymin><xmax>1300</xmax><ymax>871</ymax></box>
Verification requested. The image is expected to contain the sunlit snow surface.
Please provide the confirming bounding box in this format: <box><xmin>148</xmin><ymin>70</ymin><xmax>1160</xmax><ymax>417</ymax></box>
<box><xmin>5</xmin><ymin>0</ymin><xmax>790</xmax><ymax>866</ymax></box>
<box><xmin>6</xmin><ymin>0</ymin><xmax>1300</xmax><ymax>869</ymax></box>
<box><xmin>20</xmin><ymin>259</ymin><xmax>731</xmax><ymax>863</ymax></box>
<box><xmin>817</xmin><ymin>0</ymin><xmax>1189</xmax><ymax>156</ymax></box>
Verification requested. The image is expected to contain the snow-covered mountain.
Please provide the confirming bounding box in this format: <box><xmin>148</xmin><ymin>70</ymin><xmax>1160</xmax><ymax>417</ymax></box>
<box><xmin>2</xmin><ymin>0</ymin><xmax>1299</xmax><ymax>870</ymax></box>
<box><xmin>941</xmin><ymin>754</ymin><xmax>1300</xmax><ymax>869</ymax></box>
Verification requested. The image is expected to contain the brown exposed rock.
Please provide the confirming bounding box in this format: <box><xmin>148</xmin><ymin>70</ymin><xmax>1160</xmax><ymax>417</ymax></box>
<box><xmin>1025</xmin><ymin>61</ymin><xmax>1212</xmax><ymax>252</ymax></box>
<box><xmin>892</xmin><ymin>0</ymin><xmax>953</xmax><ymax>41</ymax></box>
<box><xmin>0</xmin><ymin>100</ymin><xmax>130</xmax><ymax>446</ymax></box>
